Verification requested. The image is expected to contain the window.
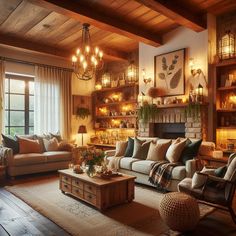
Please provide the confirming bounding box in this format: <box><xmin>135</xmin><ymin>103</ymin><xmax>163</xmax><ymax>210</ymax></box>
<box><xmin>5</xmin><ymin>74</ymin><xmax>34</xmax><ymax>135</ymax></box>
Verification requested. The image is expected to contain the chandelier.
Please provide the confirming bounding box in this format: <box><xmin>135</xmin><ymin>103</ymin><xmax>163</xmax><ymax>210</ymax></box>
<box><xmin>72</xmin><ymin>23</ymin><xmax>104</xmax><ymax>80</ymax></box>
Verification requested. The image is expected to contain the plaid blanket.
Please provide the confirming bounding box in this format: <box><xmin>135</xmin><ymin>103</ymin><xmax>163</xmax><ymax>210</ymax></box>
<box><xmin>149</xmin><ymin>161</ymin><xmax>179</xmax><ymax>191</ymax></box>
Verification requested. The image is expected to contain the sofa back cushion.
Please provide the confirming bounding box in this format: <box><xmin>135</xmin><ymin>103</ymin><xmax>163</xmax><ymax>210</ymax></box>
<box><xmin>146</xmin><ymin>139</ymin><xmax>171</xmax><ymax>161</ymax></box>
<box><xmin>43</xmin><ymin>137</ymin><xmax>59</xmax><ymax>152</ymax></box>
<box><xmin>166</xmin><ymin>138</ymin><xmax>187</xmax><ymax>163</ymax></box>
<box><xmin>132</xmin><ymin>138</ymin><xmax>151</xmax><ymax>160</ymax></box>
<box><xmin>124</xmin><ymin>137</ymin><xmax>134</xmax><ymax>157</ymax></box>
<box><xmin>1</xmin><ymin>134</ymin><xmax>19</xmax><ymax>154</ymax></box>
<box><xmin>180</xmin><ymin>139</ymin><xmax>202</xmax><ymax>164</ymax></box>
<box><xmin>115</xmin><ymin>141</ymin><xmax>128</xmax><ymax>157</ymax></box>
<box><xmin>18</xmin><ymin>137</ymin><xmax>42</xmax><ymax>154</ymax></box>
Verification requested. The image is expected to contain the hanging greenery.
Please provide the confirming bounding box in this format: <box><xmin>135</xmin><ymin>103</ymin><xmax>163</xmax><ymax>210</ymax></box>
<box><xmin>76</xmin><ymin>107</ymin><xmax>90</xmax><ymax>119</ymax></box>
<box><xmin>138</xmin><ymin>103</ymin><xmax>159</xmax><ymax>124</ymax></box>
<box><xmin>185</xmin><ymin>103</ymin><xmax>201</xmax><ymax>121</ymax></box>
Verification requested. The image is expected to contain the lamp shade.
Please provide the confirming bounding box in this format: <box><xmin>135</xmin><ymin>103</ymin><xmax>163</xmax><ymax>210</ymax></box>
<box><xmin>78</xmin><ymin>125</ymin><xmax>87</xmax><ymax>134</ymax></box>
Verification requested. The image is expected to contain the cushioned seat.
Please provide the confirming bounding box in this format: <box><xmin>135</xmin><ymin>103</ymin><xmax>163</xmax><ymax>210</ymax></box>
<box><xmin>13</xmin><ymin>153</ymin><xmax>46</xmax><ymax>166</ymax></box>
<box><xmin>44</xmin><ymin>151</ymin><xmax>71</xmax><ymax>162</ymax></box>
<box><xmin>172</xmin><ymin>166</ymin><xmax>186</xmax><ymax>180</ymax></box>
<box><xmin>119</xmin><ymin>157</ymin><xmax>140</xmax><ymax>170</ymax></box>
<box><xmin>131</xmin><ymin>160</ymin><xmax>156</xmax><ymax>174</ymax></box>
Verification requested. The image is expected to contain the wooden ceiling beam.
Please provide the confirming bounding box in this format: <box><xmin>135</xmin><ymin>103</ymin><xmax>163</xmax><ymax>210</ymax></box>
<box><xmin>135</xmin><ymin>0</ymin><xmax>206</xmax><ymax>32</ymax></box>
<box><xmin>28</xmin><ymin>0</ymin><xmax>162</xmax><ymax>47</ymax></box>
<box><xmin>0</xmin><ymin>34</ymin><xmax>128</xmax><ymax>61</ymax></box>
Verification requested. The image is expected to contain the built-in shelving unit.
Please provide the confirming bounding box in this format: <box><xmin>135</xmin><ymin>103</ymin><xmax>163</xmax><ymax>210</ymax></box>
<box><xmin>215</xmin><ymin>59</ymin><xmax>236</xmax><ymax>150</ymax></box>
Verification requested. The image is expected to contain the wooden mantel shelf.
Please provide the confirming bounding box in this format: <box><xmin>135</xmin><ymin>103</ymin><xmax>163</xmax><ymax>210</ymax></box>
<box><xmin>141</xmin><ymin>102</ymin><xmax>209</xmax><ymax>109</ymax></box>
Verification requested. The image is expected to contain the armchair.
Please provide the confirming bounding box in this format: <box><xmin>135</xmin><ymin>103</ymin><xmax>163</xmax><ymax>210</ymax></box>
<box><xmin>178</xmin><ymin>153</ymin><xmax>236</xmax><ymax>223</ymax></box>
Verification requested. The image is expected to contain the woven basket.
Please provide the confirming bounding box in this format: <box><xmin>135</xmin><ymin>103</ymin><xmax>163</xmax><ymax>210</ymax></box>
<box><xmin>159</xmin><ymin>192</ymin><xmax>200</xmax><ymax>232</ymax></box>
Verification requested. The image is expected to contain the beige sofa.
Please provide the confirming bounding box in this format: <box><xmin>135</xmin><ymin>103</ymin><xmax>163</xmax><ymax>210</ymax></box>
<box><xmin>0</xmin><ymin>146</ymin><xmax>72</xmax><ymax>178</ymax></box>
<box><xmin>105</xmin><ymin>137</ymin><xmax>215</xmax><ymax>192</ymax></box>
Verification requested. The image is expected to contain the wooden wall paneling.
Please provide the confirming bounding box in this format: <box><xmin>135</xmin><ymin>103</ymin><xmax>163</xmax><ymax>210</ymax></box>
<box><xmin>0</xmin><ymin>1</ymin><xmax>51</xmax><ymax>35</ymax></box>
<box><xmin>72</xmin><ymin>95</ymin><xmax>91</xmax><ymax>115</ymax></box>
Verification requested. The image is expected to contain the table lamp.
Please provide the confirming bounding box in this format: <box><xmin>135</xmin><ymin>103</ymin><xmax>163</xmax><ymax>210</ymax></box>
<box><xmin>78</xmin><ymin>125</ymin><xmax>87</xmax><ymax>146</ymax></box>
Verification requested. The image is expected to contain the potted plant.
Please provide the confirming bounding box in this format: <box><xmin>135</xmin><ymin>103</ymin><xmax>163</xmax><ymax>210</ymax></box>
<box><xmin>76</xmin><ymin>107</ymin><xmax>90</xmax><ymax>119</ymax></box>
<box><xmin>185</xmin><ymin>102</ymin><xmax>201</xmax><ymax>121</ymax></box>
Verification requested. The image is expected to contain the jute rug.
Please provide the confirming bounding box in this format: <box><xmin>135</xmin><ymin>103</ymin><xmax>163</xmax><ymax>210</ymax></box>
<box><xmin>5</xmin><ymin>177</ymin><xmax>215</xmax><ymax>236</ymax></box>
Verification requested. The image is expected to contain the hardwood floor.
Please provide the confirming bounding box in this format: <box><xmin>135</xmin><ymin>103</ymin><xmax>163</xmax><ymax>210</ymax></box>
<box><xmin>0</xmin><ymin>173</ymin><xmax>70</xmax><ymax>236</ymax></box>
<box><xmin>0</xmin><ymin>172</ymin><xmax>236</xmax><ymax>236</ymax></box>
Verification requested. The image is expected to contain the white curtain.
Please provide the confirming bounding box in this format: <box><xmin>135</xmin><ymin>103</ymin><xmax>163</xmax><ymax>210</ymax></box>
<box><xmin>35</xmin><ymin>66</ymin><xmax>72</xmax><ymax>139</ymax></box>
<box><xmin>0</xmin><ymin>60</ymin><xmax>5</xmax><ymax>139</ymax></box>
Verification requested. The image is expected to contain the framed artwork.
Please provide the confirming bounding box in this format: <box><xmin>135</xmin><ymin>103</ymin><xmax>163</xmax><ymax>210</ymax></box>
<box><xmin>154</xmin><ymin>48</ymin><xmax>185</xmax><ymax>97</ymax></box>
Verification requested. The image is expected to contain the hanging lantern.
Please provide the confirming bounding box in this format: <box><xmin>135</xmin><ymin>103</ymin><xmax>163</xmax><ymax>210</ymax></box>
<box><xmin>127</xmin><ymin>61</ymin><xmax>137</xmax><ymax>83</ymax></box>
<box><xmin>101</xmin><ymin>72</ymin><xmax>111</xmax><ymax>88</ymax></box>
<box><xmin>219</xmin><ymin>30</ymin><xmax>235</xmax><ymax>60</ymax></box>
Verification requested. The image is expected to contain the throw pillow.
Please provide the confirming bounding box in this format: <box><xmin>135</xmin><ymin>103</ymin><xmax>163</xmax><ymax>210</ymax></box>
<box><xmin>192</xmin><ymin>166</ymin><xmax>216</xmax><ymax>188</ymax></box>
<box><xmin>132</xmin><ymin>138</ymin><xmax>151</xmax><ymax>160</ymax></box>
<box><xmin>18</xmin><ymin>137</ymin><xmax>41</xmax><ymax>154</ymax></box>
<box><xmin>43</xmin><ymin>137</ymin><xmax>59</xmax><ymax>151</ymax></box>
<box><xmin>115</xmin><ymin>141</ymin><xmax>128</xmax><ymax>157</ymax></box>
<box><xmin>35</xmin><ymin>134</ymin><xmax>49</xmax><ymax>153</ymax></box>
<box><xmin>166</xmin><ymin>138</ymin><xmax>187</xmax><ymax>163</ymax></box>
<box><xmin>58</xmin><ymin>141</ymin><xmax>74</xmax><ymax>152</ymax></box>
<box><xmin>181</xmin><ymin>139</ymin><xmax>202</xmax><ymax>164</ymax></box>
<box><xmin>146</xmin><ymin>140</ymin><xmax>172</xmax><ymax>161</ymax></box>
<box><xmin>49</xmin><ymin>132</ymin><xmax>62</xmax><ymax>142</ymax></box>
<box><xmin>124</xmin><ymin>137</ymin><xmax>134</xmax><ymax>157</ymax></box>
<box><xmin>214</xmin><ymin>165</ymin><xmax>227</xmax><ymax>178</ymax></box>
<box><xmin>1</xmin><ymin>134</ymin><xmax>19</xmax><ymax>154</ymax></box>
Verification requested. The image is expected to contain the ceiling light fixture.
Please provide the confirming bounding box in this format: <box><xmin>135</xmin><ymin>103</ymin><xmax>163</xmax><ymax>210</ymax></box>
<box><xmin>72</xmin><ymin>23</ymin><xmax>104</xmax><ymax>80</ymax></box>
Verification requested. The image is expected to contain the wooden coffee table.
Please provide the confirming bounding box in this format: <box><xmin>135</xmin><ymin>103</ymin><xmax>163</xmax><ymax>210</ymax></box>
<box><xmin>59</xmin><ymin>169</ymin><xmax>136</xmax><ymax>211</ymax></box>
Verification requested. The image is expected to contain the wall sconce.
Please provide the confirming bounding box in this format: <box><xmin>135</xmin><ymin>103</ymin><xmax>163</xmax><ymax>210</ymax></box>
<box><xmin>127</xmin><ymin>61</ymin><xmax>138</xmax><ymax>83</ymax></box>
<box><xmin>219</xmin><ymin>30</ymin><xmax>235</xmax><ymax>60</ymax></box>
<box><xmin>189</xmin><ymin>58</ymin><xmax>205</xmax><ymax>77</ymax></box>
<box><xmin>195</xmin><ymin>83</ymin><xmax>203</xmax><ymax>103</ymax></box>
<box><xmin>142</xmin><ymin>69</ymin><xmax>152</xmax><ymax>85</ymax></box>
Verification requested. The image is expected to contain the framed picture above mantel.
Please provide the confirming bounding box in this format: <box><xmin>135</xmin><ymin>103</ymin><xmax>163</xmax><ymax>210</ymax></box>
<box><xmin>154</xmin><ymin>48</ymin><xmax>185</xmax><ymax>97</ymax></box>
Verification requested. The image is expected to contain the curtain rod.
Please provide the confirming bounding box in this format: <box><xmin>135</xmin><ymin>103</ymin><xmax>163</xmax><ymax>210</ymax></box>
<box><xmin>0</xmin><ymin>56</ymin><xmax>73</xmax><ymax>72</ymax></box>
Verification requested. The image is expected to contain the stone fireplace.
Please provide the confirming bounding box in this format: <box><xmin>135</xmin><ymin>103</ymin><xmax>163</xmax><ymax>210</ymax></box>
<box><xmin>138</xmin><ymin>105</ymin><xmax>208</xmax><ymax>140</ymax></box>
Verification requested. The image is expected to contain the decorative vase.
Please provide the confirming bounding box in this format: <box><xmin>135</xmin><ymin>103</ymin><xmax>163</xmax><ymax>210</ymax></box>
<box><xmin>86</xmin><ymin>165</ymin><xmax>96</xmax><ymax>177</ymax></box>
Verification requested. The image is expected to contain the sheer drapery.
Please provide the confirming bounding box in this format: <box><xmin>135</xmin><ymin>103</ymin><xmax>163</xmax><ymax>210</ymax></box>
<box><xmin>35</xmin><ymin>66</ymin><xmax>72</xmax><ymax>139</ymax></box>
<box><xmin>0</xmin><ymin>60</ymin><xmax>5</xmax><ymax>139</ymax></box>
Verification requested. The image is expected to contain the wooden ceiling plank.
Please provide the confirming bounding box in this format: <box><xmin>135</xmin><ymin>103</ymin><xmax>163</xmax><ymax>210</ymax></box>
<box><xmin>0</xmin><ymin>1</ymin><xmax>51</xmax><ymax>35</ymax></box>
<box><xmin>28</xmin><ymin>0</ymin><xmax>162</xmax><ymax>47</ymax></box>
<box><xmin>135</xmin><ymin>0</ymin><xmax>206</xmax><ymax>32</ymax></box>
<box><xmin>0</xmin><ymin>0</ymin><xmax>22</xmax><ymax>25</ymax></box>
<box><xmin>0</xmin><ymin>33</ymin><xmax>128</xmax><ymax>61</ymax></box>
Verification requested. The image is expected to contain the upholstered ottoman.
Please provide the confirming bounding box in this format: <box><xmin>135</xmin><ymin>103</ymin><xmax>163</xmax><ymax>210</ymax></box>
<box><xmin>159</xmin><ymin>192</ymin><xmax>200</xmax><ymax>232</ymax></box>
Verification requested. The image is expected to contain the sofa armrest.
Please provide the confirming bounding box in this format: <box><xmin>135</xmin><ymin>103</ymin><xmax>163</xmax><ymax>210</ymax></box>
<box><xmin>185</xmin><ymin>159</ymin><xmax>201</xmax><ymax>178</ymax></box>
<box><xmin>0</xmin><ymin>146</ymin><xmax>13</xmax><ymax>166</ymax></box>
<box><xmin>104</xmin><ymin>150</ymin><xmax>116</xmax><ymax>158</ymax></box>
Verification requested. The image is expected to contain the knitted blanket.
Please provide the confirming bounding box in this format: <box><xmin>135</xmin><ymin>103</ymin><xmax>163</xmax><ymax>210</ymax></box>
<box><xmin>149</xmin><ymin>161</ymin><xmax>179</xmax><ymax>191</ymax></box>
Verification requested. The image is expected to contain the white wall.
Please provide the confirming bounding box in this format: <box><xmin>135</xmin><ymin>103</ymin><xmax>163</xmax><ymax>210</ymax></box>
<box><xmin>71</xmin><ymin>75</ymin><xmax>95</xmax><ymax>146</ymax></box>
<box><xmin>139</xmin><ymin>26</ymin><xmax>208</xmax><ymax>100</ymax></box>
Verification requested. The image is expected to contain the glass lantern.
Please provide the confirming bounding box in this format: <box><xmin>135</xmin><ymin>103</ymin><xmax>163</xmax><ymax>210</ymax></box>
<box><xmin>127</xmin><ymin>61</ymin><xmax>138</xmax><ymax>84</ymax></box>
<box><xmin>219</xmin><ymin>30</ymin><xmax>235</xmax><ymax>60</ymax></box>
<box><xmin>101</xmin><ymin>72</ymin><xmax>111</xmax><ymax>88</ymax></box>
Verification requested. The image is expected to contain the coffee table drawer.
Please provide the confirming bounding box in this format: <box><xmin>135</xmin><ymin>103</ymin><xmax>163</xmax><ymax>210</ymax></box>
<box><xmin>84</xmin><ymin>183</ymin><xmax>96</xmax><ymax>194</ymax></box>
<box><xmin>61</xmin><ymin>181</ymin><xmax>71</xmax><ymax>193</ymax></box>
<box><xmin>72</xmin><ymin>178</ymin><xmax>84</xmax><ymax>189</ymax></box>
<box><xmin>84</xmin><ymin>191</ymin><xmax>96</xmax><ymax>205</ymax></box>
<box><xmin>72</xmin><ymin>186</ymin><xmax>83</xmax><ymax>198</ymax></box>
<box><xmin>61</xmin><ymin>175</ymin><xmax>71</xmax><ymax>184</ymax></box>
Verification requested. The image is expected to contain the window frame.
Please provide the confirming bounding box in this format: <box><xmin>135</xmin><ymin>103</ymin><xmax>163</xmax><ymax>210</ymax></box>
<box><xmin>5</xmin><ymin>73</ymin><xmax>34</xmax><ymax>135</ymax></box>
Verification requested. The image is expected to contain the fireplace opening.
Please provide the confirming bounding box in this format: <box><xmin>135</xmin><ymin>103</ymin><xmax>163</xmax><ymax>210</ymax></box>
<box><xmin>150</xmin><ymin>123</ymin><xmax>185</xmax><ymax>139</ymax></box>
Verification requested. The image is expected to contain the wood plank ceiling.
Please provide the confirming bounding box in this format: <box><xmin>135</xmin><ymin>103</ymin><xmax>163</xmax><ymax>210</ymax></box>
<box><xmin>0</xmin><ymin>0</ymin><xmax>235</xmax><ymax>61</ymax></box>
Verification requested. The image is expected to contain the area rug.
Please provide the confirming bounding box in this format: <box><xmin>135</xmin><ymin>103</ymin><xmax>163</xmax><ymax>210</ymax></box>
<box><xmin>5</xmin><ymin>177</ymin><xmax>215</xmax><ymax>236</ymax></box>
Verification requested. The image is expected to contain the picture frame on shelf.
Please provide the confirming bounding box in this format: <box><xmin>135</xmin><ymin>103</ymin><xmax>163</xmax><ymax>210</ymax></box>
<box><xmin>154</xmin><ymin>48</ymin><xmax>185</xmax><ymax>97</ymax></box>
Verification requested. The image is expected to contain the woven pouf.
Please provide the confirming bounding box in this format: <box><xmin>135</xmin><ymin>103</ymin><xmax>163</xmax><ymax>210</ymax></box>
<box><xmin>159</xmin><ymin>192</ymin><xmax>200</xmax><ymax>232</ymax></box>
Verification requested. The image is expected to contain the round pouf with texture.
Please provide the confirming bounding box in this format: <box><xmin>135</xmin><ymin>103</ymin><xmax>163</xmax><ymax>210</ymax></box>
<box><xmin>159</xmin><ymin>192</ymin><xmax>200</xmax><ymax>232</ymax></box>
